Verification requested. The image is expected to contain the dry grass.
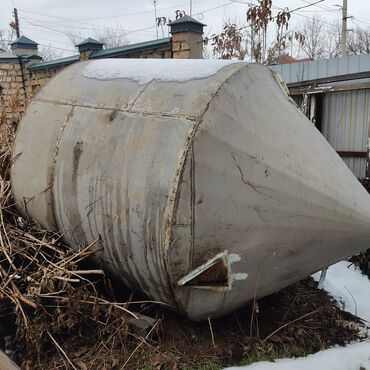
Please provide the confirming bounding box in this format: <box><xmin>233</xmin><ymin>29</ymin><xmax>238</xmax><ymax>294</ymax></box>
<box><xmin>0</xmin><ymin>91</ymin><xmax>153</xmax><ymax>370</ymax></box>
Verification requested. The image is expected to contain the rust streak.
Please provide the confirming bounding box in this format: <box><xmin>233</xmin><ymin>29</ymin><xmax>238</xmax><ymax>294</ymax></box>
<box><xmin>48</xmin><ymin>106</ymin><xmax>75</xmax><ymax>229</ymax></box>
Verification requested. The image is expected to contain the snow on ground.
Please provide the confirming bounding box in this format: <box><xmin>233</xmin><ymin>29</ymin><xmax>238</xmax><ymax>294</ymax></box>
<box><xmin>311</xmin><ymin>261</ymin><xmax>370</xmax><ymax>323</ymax></box>
<box><xmin>226</xmin><ymin>261</ymin><xmax>370</xmax><ymax>369</ymax></box>
<box><xmin>224</xmin><ymin>342</ymin><xmax>370</xmax><ymax>370</ymax></box>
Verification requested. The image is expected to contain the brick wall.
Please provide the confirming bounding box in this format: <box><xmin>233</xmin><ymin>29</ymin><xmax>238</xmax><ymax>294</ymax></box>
<box><xmin>0</xmin><ymin>61</ymin><xmax>28</xmax><ymax>125</ymax></box>
<box><xmin>172</xmin><ymin>32</ymin><xmax>203</xmax><ymax>59</ymax></box>
<box><xmin>29</xmin><ymin>66</ymin><xmax>67</xmax><ymax>95</ymax></box>
<box><xmin>1</xmin><ymin>19</ymin><xmax>204</xmax><ymax>125</ymax></box>
<box><xmin>26</xmin><ymin>44</ymin><xmax>174</xmax><ymax>96</ymax></box>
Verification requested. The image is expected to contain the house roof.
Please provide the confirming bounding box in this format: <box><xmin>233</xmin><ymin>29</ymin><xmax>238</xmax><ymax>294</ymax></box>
<box><xmin>11</xmin><ymin>35</ymin><xmax>38</xmax><ymax>47</ymax></box>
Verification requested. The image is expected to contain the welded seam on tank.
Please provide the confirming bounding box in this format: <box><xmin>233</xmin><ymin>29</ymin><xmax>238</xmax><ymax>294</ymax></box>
<box><xmin>162</xmin><ymin>64</ymin><xmax>248</xmax><ymax>311</ymax></box>
<box><xmin>189</xmin><ymin>143</ymin><xmax>195</xmax><ymax>277</ymax></box>
<box><xmin>127</xmin><ymin>79</ymin><xmax>153</xmax><ymax>108</ymax></box>
<box><xmin>32</xmin><ymin>98</ymin><xmax>199</xmax><ymax>122</ymax></box>
<box><xmin>48</xmin><ymin>106</ymin><xmax>75</xmax><ymax>232</ymax></box>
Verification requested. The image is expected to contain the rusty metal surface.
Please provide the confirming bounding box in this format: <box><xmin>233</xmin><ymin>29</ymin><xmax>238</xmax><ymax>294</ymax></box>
<box><xmin>11</xmin><ymin>59</ymin><xmax>370</xmax><ymax>320</ymax></box>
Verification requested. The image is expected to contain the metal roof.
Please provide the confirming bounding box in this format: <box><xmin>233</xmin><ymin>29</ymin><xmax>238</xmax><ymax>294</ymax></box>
<box><xmin>0</xmin><ymin>53</ymin><xmax>41</xmax><ymax>63</ymax></box>
<box><xmin>76</xmin><ymin>37</ymin><xmax>104</xmax><ymax>46</ymax></box>
<box><xmin>11</xmin><ymin>35</ymin><xmax>38</xmax><ymax>46</ymax></box>
<box><xmin>169</xmin><ymin>15</ymin><xmax>206</xmax><ymax>34</ymax></box>
<box><xmin>28</xmin><ymin>54</ymin><xmax>80</xmax><ymax>71</ymax></box>
<box><xmin>271</xmin><ymin>54</ymin><xmax>370</xmax><ymax>180</ymax></box>
<box><xmin>27</xmin><ymin>37</ymin><xmax>171</xmax><ymax>70</ymax></box>
<box><xmin>270</xmin><ymin>54</ymin><xmax>370</xmax><ymax>85</ymax></box>
<box><xmin>0</xmin><ymin>52</ymin><xmax>18</xmax><ymax>60</ymax></box>
<box><xmin>169</xmin><ymin>15</ymin><xmax>206</xmax><ymax>26</ymax></box>
<box><xmin>90</xmin><ymin>37</ymin><xmax>171</xmax><ymax>58</ymax></box>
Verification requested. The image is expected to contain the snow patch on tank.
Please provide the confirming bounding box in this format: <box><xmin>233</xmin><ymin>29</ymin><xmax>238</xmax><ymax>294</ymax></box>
<box><xmin>82</xmin><ymin>59</ymin><xmax>244</xmax><ymax>84</ymax></box>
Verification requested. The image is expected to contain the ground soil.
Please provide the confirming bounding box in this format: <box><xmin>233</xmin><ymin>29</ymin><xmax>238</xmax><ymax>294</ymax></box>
<box><xmin>5</xmin><ymin>276</ymin><xmax>365</xmax><ymax>370</ymax></box>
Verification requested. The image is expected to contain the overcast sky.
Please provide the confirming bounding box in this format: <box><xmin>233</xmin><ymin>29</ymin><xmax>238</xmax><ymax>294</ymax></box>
<box><xmin>1</xmin><ymin>0</ymin><xmax>370</xmax><ymax>57</ymax></box>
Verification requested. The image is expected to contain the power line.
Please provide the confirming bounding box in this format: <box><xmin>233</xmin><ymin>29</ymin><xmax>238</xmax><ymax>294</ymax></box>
<box><xmin>20</xmin><ymin>16</ymin><xmax>147</xmax><ymax>33</ymax></box>
<box><xmin>20</xmin><ymin>1</ymin><xmax>339</xmax><ymax>47</ymax></box>
<box><xmin>297</xmin><ymin>0</ymin><xmax>370</xmax><ymax>27</ymax></box>
<box><xmin>297</xmin><ymin>0</ymin><xmax>333</xmax><ymax>11</ymax></box>
<box><xmin>37</xmin><ymin>43</ymin><xmax>75</xmax><ymax>52</ymax></box>
<box><xmin>351</xmin><ymin>16</ymin><xmax>370</xmax><ymax>26</ymax></box>
<box><xmin>20</xmin><ymin>26</ymin><xmax>79</xmax><ymax>46</ymax></box>
<box><xmin>21</xmin><ymin>17</ymin><xmax>158</xmax><ymax>38</ymax></box>
<box><xmin>237</xmin><ymin>0</ymin><xmax>331</xmax><ymax>30</ymax></box>
<box><xmin>18</xmin><ymin>0</ymin><xmax>207</xmax><ymax>23</ymax></box>
<box><xmin>193</xmin><ymin>0</ymin><xmax>237</xmax><ymax>15</ymax></box>
<box><xmin>18</xmin><ymin>0</ymin><xmax>240</xmax><ymax>42</ymax></box>
<box><xmin>270</xmin><ymin>1</ymin><xmax>344</xmax><ymax>30</ymax></box>
<box><xmin>287</xmin><ymin>0</ymin><xmax>327</xmax><ymax>14</ymax></box>
<box><xmin>21</xmin><ymin>18</ymin><xmax>83</xmax><ymax>38</ymax></box>
<box><xmin>232</xmin><ymin>0</ymin><xmax>335</xmax><ymax>21</ymax></box>
<box><xmin>17</xmin><ymin>0</ymin><xmax>358</xmax><ymax>58</ymax></box>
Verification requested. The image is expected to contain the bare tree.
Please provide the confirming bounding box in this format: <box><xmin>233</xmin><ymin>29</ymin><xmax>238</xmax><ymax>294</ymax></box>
<box><xmin>38</xmin><ymin>45</ymin><xmax>63</xmax><ymax>61</ymax></box>
<box><xmin>67</xmin><ymin>24</ymin><xmax>128</xmax><ymax>50</ymax></box>
<box><xmin>297</xmin><ymin>18</ymin><xmax>370</xmax><ymax>59</ymax></box>
<box><xmin>66</xmin><ymin>31</ymin><xmax>84</xmax><ymax>48</ymax></box>
<box><xmin>265</xmin><ymin>40</ymin><xmax>289</xmax><ymax>64</ymax></box>
<box><xmin>325</xmin><ymin>20</ymin><xmax>341</xmax><ymax>58</ymax></box>
<box><xmin>0</xmin><ymin>28</ymin><xmax>16</xmax><ymax>52</ymax></box>
<box><xmin>347</xmin><ymin>24</ymin><xmax>370</xmax><ymax>55</ymax></box>
<box><xmin>298</xmin><ymin>14</ymin><xmax>326</xmax><ymax>59</ymax></box>
<box><xmin>265</xmin><ymin>41</ymin><xmax>281</xmax><ymax>64</ymax></box>
<box><xmin>206</xmin><ymin>1</ymin><xmax>304</xmax><ymax>63</ymax></box>
<box><xmin>295</xmin><ymin>15</ymin><xmax>342</xmax><ymax>60</ymax></box>
<box><xmin>205</xmin><ymin>19</ymin><xmax>247</xmax><ymax>60</ymax></box>
<box><xmin>246</xmin><ymin>0</ymin><xmax>303</xmax><ymax>63</ymax></box>
<box><xmin>93</xmin><ymin>25</ymin><xmax>129</xmax><ymax>49</ymax></box>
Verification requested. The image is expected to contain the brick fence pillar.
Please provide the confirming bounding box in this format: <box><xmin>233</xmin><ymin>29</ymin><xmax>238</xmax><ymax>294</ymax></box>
<box><xmin>169</xmin><ymin>15</ymin><xmax>206</xmax><ymax>59</ymax></box>
<box><xmin>76</xmin><ymin>38</ymin><xmax>105</xmax><ymax>61</ymax></box>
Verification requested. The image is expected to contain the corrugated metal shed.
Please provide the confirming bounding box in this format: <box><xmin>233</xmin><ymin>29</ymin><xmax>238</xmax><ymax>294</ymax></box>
<box><xmin>271</xmin><ymin>54</ymin><xmax>370</xmax><ymax>84</ymax></box>
<box><xmin>322</xmin><ymin>89</ymin><xmax>370</xmax><ymax>179</ymax></box>
<box><xmin>271</xmin><ymin>55</ymin><xmax>370</xmax><ymax>179</ymax></box>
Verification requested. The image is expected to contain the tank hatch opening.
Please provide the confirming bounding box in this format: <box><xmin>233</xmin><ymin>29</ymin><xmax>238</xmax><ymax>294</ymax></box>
<box><xmin>176</xmin><ymin>251</ymin><xmax>247</xmax><ymax>291</ymax></box>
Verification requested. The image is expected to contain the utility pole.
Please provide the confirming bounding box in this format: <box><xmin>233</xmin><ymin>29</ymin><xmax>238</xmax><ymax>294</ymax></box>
<box><xmin>13</xmin><ymin>8</ymin><xmax>20</xmax><ymax>38</ymax></box>
<box><xmin>341</xmin><ymin>0</ymin><xmax>348</xmax><ymax>56</ymax></box>
<box><xmin>190</xmin><ymin>0</ymin><xmax>193</xmax><ymax>16</ymax></box>
<box><xmin>153</xmin><ymin>0</ymin><xmax>158</xmax><ymax>40</ymax></box>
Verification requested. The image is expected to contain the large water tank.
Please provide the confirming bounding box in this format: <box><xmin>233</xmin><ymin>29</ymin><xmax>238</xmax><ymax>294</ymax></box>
<box><xmin>11</xmin><ymin>59</ymin><xmax>370</xmax><ymax>320</ymax></box>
